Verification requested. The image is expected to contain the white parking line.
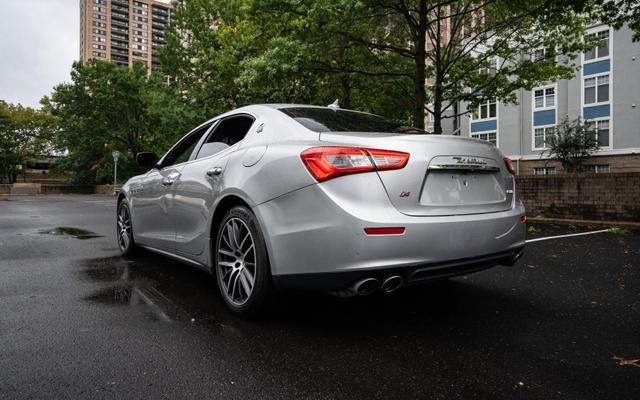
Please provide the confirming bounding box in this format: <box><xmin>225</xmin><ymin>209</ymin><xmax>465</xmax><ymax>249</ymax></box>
<box><xmin>526</xmin><ymin>229</ymin><xmax>610</xmax><ymax>243</ymax></box>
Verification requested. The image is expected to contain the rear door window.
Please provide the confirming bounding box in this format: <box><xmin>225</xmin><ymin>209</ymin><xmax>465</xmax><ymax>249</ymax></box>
<box><xmin>195</xmin><ymin>115</ymin><xmax>255</xmax><ymax>160</ymax></box>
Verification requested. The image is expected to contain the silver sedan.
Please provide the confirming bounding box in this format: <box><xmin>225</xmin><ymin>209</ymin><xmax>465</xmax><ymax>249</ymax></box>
<box><xmin>117</xmin><ymin>104</ymin><xmax>526</xmax><ymax>316</ymax></box>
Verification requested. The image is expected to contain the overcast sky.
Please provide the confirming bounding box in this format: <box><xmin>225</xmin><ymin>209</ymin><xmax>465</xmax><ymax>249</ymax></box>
<box><xmin>0</xmin><ymin>0</ymin><xmax>79</xmax><ymax>108</ymax></box>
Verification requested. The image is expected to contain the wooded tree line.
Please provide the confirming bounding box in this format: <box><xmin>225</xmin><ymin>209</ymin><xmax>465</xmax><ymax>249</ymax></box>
<box><xmin>0</xmin><ymin>101</ymin><xmax>57</xmax><ymax>183</ymax></box>
<box><xmin>2</xmin><ymin>0</ymin><xmax>638</xmax><ymax>184</ymax></box>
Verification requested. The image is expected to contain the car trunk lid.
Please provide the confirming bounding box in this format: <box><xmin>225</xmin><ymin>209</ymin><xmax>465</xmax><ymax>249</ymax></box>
<box><xmin>319</xmin><ymin>132</ymin><xmax>514</xmax><ymax>216</ymax></box>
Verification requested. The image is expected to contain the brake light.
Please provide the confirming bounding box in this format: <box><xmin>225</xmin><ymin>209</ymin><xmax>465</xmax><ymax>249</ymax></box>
<box><xmin>503</xmin><ymin>157</ymin><xmax>515</xmax><ymax>175</ymax></box>
<box><xmin>301</xmin><ymin>146</ymin><xmax>409</xmax><ymax>182</ymax></box>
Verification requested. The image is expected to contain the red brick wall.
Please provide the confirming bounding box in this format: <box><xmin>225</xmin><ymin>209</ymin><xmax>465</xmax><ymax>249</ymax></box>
<box><xmin>516</xmin><ymin>173</ymin><xmax>640</xmax><ymax>222</ymax></box>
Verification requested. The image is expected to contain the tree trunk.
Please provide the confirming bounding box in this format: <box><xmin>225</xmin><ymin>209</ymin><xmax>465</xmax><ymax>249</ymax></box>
<box><xmin>432</xmin><ymin>4</ymin><xmax>443</xmax><ymax>135</ymax></box>
<box><xmin>413</xmin><ymin>0</ymin><xmax>427</xmax><ymax>130</ymax></box>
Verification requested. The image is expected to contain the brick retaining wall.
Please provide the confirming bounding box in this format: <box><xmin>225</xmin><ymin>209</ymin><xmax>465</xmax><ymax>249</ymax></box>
<box><xmin>516</xmin><ymin>172</ymin><xmax>640</xmax><ymax>222</ymax></box>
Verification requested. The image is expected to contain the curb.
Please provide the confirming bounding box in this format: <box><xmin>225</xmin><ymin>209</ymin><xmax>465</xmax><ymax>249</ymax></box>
<box><xmin>528</xmin><ymin>217</ymin><xmax>640</xmax><ymax>229</ymax></box>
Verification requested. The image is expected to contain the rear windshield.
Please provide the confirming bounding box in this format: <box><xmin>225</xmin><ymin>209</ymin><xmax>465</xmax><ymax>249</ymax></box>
<box><xmin>279</xmin><ymin>107</ymin><xmax>427</xmax><ymax>134</ymax></box>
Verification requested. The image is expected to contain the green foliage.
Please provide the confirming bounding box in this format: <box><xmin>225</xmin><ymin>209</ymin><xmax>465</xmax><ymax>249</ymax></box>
<box><xmin>43</xmin><ymin>60</ymin><xmax>201</xmax><ymax>184</ymax></box>
<box><xmin>159</xmin><ymin>0</ymin><xmax>415</xmax><ymax>123</ymax></box>
<box><xmin>0</xmin><ymin>100</ymin><xmax>57</xmax><ymax>183</ymax></box>
<box><xmin>607</xmin><ymin>227</ymin><xmax>631</xmax><ymax>235</ymax></box>
<box><xmin>593</xmin><ymin>0</ymin><xmax>640</xmax><ymax>41</ymax></box>
<box><xmin>543</xmin><ymin>117</ymin><xmax>600</xmax><ymax>172</ymax></box>
<box><xmin>161</xmin><ymin>1</ymin><xmax>592</xmax><ymax>132</ymax></box>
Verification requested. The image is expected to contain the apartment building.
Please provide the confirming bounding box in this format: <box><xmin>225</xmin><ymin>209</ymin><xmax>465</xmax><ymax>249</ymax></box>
<box><xmin>80</xmin><ymin>0</ymin><xmax>172</xmax><ymax>70</ymax></box>
<box><xmin>444</xmin><ymin>24</ymin><xmax>640</xmax><ymax>175</ymax></box>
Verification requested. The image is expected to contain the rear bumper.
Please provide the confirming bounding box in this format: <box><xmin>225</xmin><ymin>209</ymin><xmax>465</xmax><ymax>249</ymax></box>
<box><xmin>253</xmin><ymin>173</ymin><xmax>526</xmax><ymax>284</ymax></box>
<box><xmin>273</xmin><ymin>246</ymin><xmax>524</xmax><ymax>292</ymax></box>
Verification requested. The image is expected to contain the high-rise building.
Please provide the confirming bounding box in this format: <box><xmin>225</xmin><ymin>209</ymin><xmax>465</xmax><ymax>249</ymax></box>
<box><xmin>80</xmin><ymin>0</ymin><xmax>172</xmax><ymax>70</ymax></box>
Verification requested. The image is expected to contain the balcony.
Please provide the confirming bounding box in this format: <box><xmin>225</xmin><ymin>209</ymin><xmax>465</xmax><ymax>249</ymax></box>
<box><xmin>111</xmin><ymin>19</ymin><xmax>129</xmax><ymax>28</ymax></box>
<box><xmin>111</xmin><ymin>47</ymin><xmax>128</xmax><ymax>55</ymax></box>
<box><xmin>111</xmin><ymin>11</ymin><xmax>129</xmax><ymax>21</ymax></box>
<box><xmin>152</xmin><ymin>7</ymin><xmax>169</xmax><ymax>16</ymax></box>
<box><xmin>111</xmin><ymin>41</ymin><xmax>129</xmax><ymax>50</ymax></box>
<box><xmin>112</xmin><ymin>0</ymin><xmax>129</xmax><ymax>6</ymax></box>
<box><xmin>111</xmin><ymin>5</ymin><xmax>129</xmax><ymax>13</ymax></box>
<box><xmin>111</xmin><ymin>26</ymin><xmax>129</xmax><ymax>35</ymax></box>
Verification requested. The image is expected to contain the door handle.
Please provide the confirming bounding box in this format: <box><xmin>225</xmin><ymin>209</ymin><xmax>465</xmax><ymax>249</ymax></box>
<box><xmin>206</xmin><ymin>167</ymin><xmax>223</xmax><ymax>177</ymax></box>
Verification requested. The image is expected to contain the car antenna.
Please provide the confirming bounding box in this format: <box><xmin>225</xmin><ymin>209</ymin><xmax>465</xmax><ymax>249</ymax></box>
<box><xmin>327</xmin><ymin>99</ymin><xmax>340</xmax><ymax>111</ymax></box>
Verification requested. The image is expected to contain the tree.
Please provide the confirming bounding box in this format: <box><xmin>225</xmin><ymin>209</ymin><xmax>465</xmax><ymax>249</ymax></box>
<box><xmin>43</xmin><ymin>60</ymin><xmax>200</xmax><ymax>184</ymax></box>
<box><xmin>593</xmin><ymin>1</ymin><xmax>640</xmax><ymax>41</ymax></box>
<box><xmin>543</xmin><ymin>117</ymin><xmax>600</xmax><ymax>172</ymax></box>
<box><xmin>161</xmin><ymin>1</ymin><xmax>594</xmax><ymax>133</ymax></box>
<box><xmin>0</xmin><ymin>101</ymin><xmax>57</xmax><ymax>183</ymax></box>
<box><xmin>159</xmin><ymin>0</ymin><xmax>414</xmax><ymax>123</ymax></box>
<box><xmin>312</xmin><ymin>0</ymin><xmax>595</xmax><ymax>132</ymax></box>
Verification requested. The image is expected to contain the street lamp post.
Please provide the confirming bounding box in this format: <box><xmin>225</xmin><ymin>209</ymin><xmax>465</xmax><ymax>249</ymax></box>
<box><xmin>112</xmin><ymin>150</ymin><xmax>120</xmax><ymax>195</ymax></box>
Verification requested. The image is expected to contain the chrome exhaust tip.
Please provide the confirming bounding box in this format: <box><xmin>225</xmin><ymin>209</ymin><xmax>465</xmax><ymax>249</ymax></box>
<box><xmin>381</xmin><ymin>275</ymin><xmax>403</xmax><ymax>293</ymax></box>
<box><xmin>354</xmin><ymin>278</ymin><xmax>379</xmax><ymax>296</ymax></box>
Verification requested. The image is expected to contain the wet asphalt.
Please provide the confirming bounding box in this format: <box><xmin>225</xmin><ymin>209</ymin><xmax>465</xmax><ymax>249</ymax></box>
<box><xmin>0</xmin><ymin>195</ymin><xmax>638</xmax><ymax>399</ymax></box>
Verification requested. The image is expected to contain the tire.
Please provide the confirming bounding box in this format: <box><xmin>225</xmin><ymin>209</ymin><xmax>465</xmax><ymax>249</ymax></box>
<box><xmin>214</xmin><ymin>205</ymin><xmax>275</xmax><ymax>317</ymax></box>
<box><xmin>116</xmin><ymin>201</ymin><xmax>136</xmax><ymax>256</ymax></box>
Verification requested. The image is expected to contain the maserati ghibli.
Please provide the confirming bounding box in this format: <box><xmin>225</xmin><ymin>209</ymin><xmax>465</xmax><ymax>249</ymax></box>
<box><xmin>116</xmin><ymin>104</ymin><xmax>526</xmax><ymax>316</ymax></box>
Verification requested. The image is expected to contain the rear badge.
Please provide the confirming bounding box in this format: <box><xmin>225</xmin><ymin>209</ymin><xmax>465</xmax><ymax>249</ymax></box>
<box><xmin>399</xmin><ymin>191</ymin><xmax>411</xmax><ymax>198</ymax></box>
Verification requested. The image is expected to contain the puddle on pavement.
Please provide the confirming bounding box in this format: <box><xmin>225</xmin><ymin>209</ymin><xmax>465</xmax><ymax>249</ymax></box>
<box><xmin>39</xmin><ymin>226</ymin><xmax>102</xmax><ymax>240</ymax></box>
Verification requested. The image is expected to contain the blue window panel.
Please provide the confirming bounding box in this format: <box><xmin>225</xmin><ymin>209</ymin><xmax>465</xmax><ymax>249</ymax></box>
<box><xmin>583</xmin><ymin>59</ymin><xmax>610</xmax><ymax>76</ymax></box>
<box><xmin>470</xmin><ymin>119</ymin><xmax>497</xmax><ymax>133</ymax></box>
<box><xmin>583</xmin><ymin>104</ymin><xmax>610</xmax><ymax>119</ymax></box>
<box><xmin>533</xmin><ymin>110</ymin><xmax>555</xmax><ymax>126</ymax></box>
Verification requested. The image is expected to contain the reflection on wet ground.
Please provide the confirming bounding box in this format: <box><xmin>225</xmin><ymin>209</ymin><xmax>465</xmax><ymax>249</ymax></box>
<box><xmin>77</xmin><ymin>250</ymin><xmax>525</xmax><ymax>328</ymax></box>
<box><xmin>78</xmin><ymin>253</ymin><xmax>224</xmax><ymax>325</ymax></box>
<box><xmin>39</xmin><ymin>226</ymin><xmax>102</xmax><ymax>239</ymax></box>
<box><xmin>65</xmin><ymin>230</ymin><xmax>640</xmax><ymax>398</ymax></box>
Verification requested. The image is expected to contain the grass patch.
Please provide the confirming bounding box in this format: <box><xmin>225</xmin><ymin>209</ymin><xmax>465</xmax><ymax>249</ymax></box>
<box><xmin>527</xmin><ymin>226</ymin><xmax>540</xmax><ymax>234</ymax></box>
<box><xmin>608</xmin><ymin>227</ymin><xmax>631</xmax><ymax>235</ymax></box>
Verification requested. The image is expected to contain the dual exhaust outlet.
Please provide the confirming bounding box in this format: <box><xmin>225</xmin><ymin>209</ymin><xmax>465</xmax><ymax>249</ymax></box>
<box><xmin>353</xmin><ymin>275</ymin><xmax>403</xmax><ymax>296</ymax></box>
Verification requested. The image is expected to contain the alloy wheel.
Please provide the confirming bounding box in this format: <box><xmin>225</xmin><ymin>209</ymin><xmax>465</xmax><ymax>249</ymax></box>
<box><xmin>117</xmin><ymin>204</ymin><xmax>132</xmax><ymax>251</ymax></box>
<box><xmin>217</xmin><ymin>217</ymin><xmax>256</xmax><ymax>305</ymax></box>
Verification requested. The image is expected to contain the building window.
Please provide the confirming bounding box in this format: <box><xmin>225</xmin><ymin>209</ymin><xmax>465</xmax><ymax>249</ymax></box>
<box><xmin>534</xmin><ymin>126</ymin><xmax>554</xmax><ymax>149</ymax></box>
<box><xmin>586</xmin><ymin>119</ymin><xmax>610</xmax><ymax>147</ymax></box>
<box><xmin>471</xmin><ymin>131</ymin><xmax>497</xmax><ymax>145</ymax></box>
<box><xmin>585</xmin><ymin>164</ymin><xmax>610</xmax><ymax>173</ymax></box>
<box><xmin>534</xmin><ymin>87</ymin><xmax>555</xmax><ymax>109</ymax></box>
<box><xmin>585</xmin><ymin>30</ymin><xmax>610</xmax><ymax>61</ymax></box>
<box><xmin>584</xmin><ymin>75</ymin><xmax>609</xmax><ymax>104</ymax></box>
<box><xmin>479</xmin><ymin>57</ymin><xmax>498</xmax><ymax>75</ymax></box>
<box><xmin>533</xmin><ymin>47</ymin><xmax>556</xmax><ymax>63</ymax></box>
<box><xmin>471</xmin><ymin>99</ymin><xmax>497</xmax><ymax>120</ymax></box>
<box><xmin>92</xmin><ymin>51</ymin><xmax>105</xmax><ymax>57</ymax></box>
<box><xmin>534</xmin><ymin>167</ymin><xmax>556</xmax><ymax>175</ymax></box>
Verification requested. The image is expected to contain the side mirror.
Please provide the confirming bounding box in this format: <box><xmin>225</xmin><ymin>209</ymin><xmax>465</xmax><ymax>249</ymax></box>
<box><xmin>136</xmin><ymin>152</ymin><xmax>158</xmax><ymax>169</ymax></box>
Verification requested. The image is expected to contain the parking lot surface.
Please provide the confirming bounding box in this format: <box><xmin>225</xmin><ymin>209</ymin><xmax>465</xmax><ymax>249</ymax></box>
<box><xmin>1</xmin><ymin>195</ymin><xmax>638</xmax><ymax>399</ymax></box>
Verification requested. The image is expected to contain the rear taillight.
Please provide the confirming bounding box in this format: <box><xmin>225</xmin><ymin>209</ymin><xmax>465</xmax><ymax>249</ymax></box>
<box><xmin>503</xmin><ymin>157</ymin><xmax>515</xmax><ymax>175</ymax></box>
<box><xmin>301</xmin><ymin>146</ymin><xmax>409</xmax><ymax>182</ymax></box>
